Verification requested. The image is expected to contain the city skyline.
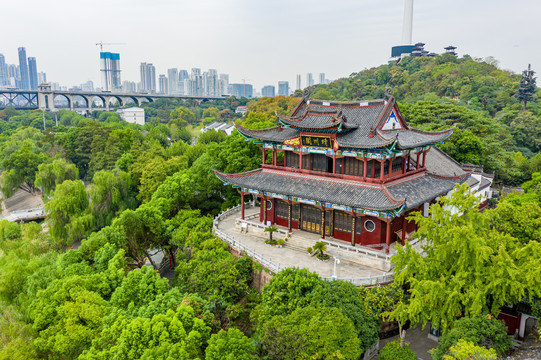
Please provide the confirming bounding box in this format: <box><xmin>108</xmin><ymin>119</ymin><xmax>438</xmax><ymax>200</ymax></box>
<box><xmin>1</xmin><ymin>0</ymin><xmax>540</xmax><ymax>91</ymax></box>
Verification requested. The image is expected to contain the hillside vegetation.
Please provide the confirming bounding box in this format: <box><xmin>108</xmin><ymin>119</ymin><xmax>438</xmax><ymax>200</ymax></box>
<box><xmin>307</xmin><ymin>55</ymin><xmax>541</xmax><ymax>185</ymax></box>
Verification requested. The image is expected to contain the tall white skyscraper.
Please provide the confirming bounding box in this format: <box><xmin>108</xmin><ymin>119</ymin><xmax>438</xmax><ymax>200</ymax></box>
<box><xmin>167</xmin><ymin>68</ymin><xmax>178</xmax><ymax>94</ymax></box>
<box><xmin>220</xmin><ymin>74</ymin><xmax>229</xmax><ymax>95</ymax></box>
<box><xmin>319</xmin><ymin>73</ymin><xmax>325</xmax><ymax>84</ymax></box>
<box><xmin>158</xmin><ymin>74</ymin><xmax>168</xmax><ymax>94</ymax></box>
<box><xmin>306</xmin><ymin>73</ymin><xmax>314</xmax><ymax>87</ymax></box>
<box><xmin>0</xmin><ymin>54</ymin><xmax>7</xmax><ymax>86</ymax></box>
<box><xmin>140</xmin><ymin>63</ymin><xmax>156</xmax><ymax>93</ymax></box>
<box><xmin>296</xmin><ymin>74</ymin><xmax>301</xmax><ymax>90</ymax></box>
<box><xmin>100</xmin><ymin>52</ymin><xmax>121</xmax><ymax>91</ymax></box>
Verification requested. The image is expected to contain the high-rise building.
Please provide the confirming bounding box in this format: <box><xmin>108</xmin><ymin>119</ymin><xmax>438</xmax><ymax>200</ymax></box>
<box><xmin>178</xmin><ymin>70</ymin><xmax>189</xmax><ymax>81</ymax></box>
<box><xmin>81</xmin><ymin>80</ymin><xmax>94</xmax><ymax>92</ymax></box>
<box><xmin>229</xmin><ymin>83</ymin><xmax>253</xmax><ymax>98</ymax></box>
<box><xmin>204</xmin><ymin>69</ymin><xmax>220</xmax><ymax>96</ymax></box>
<box><xmin>37</xmin><ymin>72</ymin><xmax>47</xmax><ymax>85</ymax></box>
<box><xmin>262</xmin><ymin>85</ymin><xmax>275</xmax><ymax>97</ymax></box>
<box><xmin>219</xmin><ymin>74</ymin><xmax>229</xmax><ymax>95</ymax></box>
<box><xmin>122</xmin><ymin>81</ymin><xmax>137</xmax><ymax>93</ymax></box>
<box><xmin>18</xmin><ymin>47</ymin><xmax>30</xmax><ymax>90</ymax></box>
<box><xmin>167</xmin><ymin>68</ymin><xmax>178</xmax><ymax>94</ymax></box>
<box><xmin>100</xmin><ymin>52</ymin><xmax>121</xmax><ymax>91</ymax></box>
<box><xmin>0</xmin><ymin>54</ymin><xmax>7</xmax><ymax>86</ymax></box>
<box><xmin>296</xmin><ymin>74</ymin><xmax>301</xmax><ymax>90</ymax></box>
<box><xmin>278</xmin><ymin>81</ymin><xmax>289</xmax><ymax>96</ymax></box>
<box><xmin>158</xmin><ymin>74</ymin><xmax>168</xmax><ymax>94</ymax></box>
<box><xmin>306</xmin><ymin>73</ymin><xmax>314</xmax><ymax>87</ymax></box>
<box><xmin>28</xmin><ymin>57</ymin><xmax>38</xmax><ymax>90</ymax></box>
<box><xmin>140</xmin><ymin>62</ymin><xmax>156</xmax><ymax>93</ymax></box>
<box><xmin>319</xmin><ymin>73</ymin><xmax>326</xmax><ymax>84</ymax></box>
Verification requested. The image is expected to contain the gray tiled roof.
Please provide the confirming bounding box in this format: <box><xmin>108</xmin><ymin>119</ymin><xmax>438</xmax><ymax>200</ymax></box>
<box><xmin>240</xmin><ymin>97</ymin><xmax>453</xmax><ymax>149</ymax></box>
<box><xmin>424</xmin><ymin>147</ymin><xmax>467</xmax><ymax>178</ymax></box>
<box><xmin>387</xmin><ymin>174</ymin><xmax>468</xmax><ymax>210</ymax></box>
<box><xmin>215</xmin><ymin>168</ymin><xmax>467</xmax><ymax>212</ymax></box>
<box><xmin>479</xmin><ymin>177</ymin><xmax>491</xmax><ymax>190</ymax></box>
<box><xmin>236</xmin><ymin>126</ymin><xmax>299</xmax><ymax>142</ymax></box>
<box><xmin>215</xmin><ymin>168</ymin><xmax>403</xmax><ymax>211</ymax></box>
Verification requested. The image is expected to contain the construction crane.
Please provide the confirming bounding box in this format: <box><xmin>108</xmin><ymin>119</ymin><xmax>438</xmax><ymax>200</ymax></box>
<box><xmin>95</xmin><ymin>41</ymin><xmax>126</xmax><ymax>52</ymax></box>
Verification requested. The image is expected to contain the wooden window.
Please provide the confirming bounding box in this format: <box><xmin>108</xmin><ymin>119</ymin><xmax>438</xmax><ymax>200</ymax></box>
<box><xmin>365</xmin><ymin>160</ymin><xmax>373</xmax><ymax>178</ymax></box>
<box><xmin>285</xmin><ymin>151</ymin><xmax>300</xmax><ymax>168</ymax></box>
<box><xmin>392</xmin><ymin>157</ymin><xmax>403</xmax><ymax>173</ymax></box>
<box><xmin>276</xmin><ymin>200</ymin><xmax>289</xmax><ymax>220</ymax></box>
<box><xmin>302</xmin><ymin>153</ymin><xmax>310</xmax><ymax>169</ymax></box>
<box><xmin>292</xmin><ymin>203</ymin><xmax>300</xmax><ymax>221</ymax></box>
<box><xmin>334</xmin><ymin>211</ymin><xmax>352</xmax><ymax>233</ymax></box>
<box><xmin>374</xmin><ymin>161</ymin><xmax>381</xmax><ymax>176</ymax></box>
<box><xmin>310</xmin><ymin>153</ymin><xmax>328</xmax><ymax>173</ymax></box>
<box><xmin>383</xmin><ymin>160</ymin><xmax>390</xmax><ymax>175</ymax></box>
<box><xmin>355</xmin><ymin>217</ymin><xmax>362</xmax><ymax>235</ymax></box>
<box><xmin>344</xmin><ymin>157</ymin><xmax>363</xmax><ymax>176</ymax></box>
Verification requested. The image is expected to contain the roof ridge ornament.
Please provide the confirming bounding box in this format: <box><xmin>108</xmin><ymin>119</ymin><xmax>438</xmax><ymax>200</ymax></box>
<box><xmin>384</xmin><ymin>86</ymin><xmax>393</xmax><ymax>101</ymax></box>
<box><xmin>303</xmin><ymin>88</ymin><xmax>311</xmax><ymax>100</ymax></box>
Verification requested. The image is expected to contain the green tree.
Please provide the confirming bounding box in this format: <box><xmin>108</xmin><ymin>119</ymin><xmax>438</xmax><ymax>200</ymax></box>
<box><xmin>0</xmin><ymin>140</ymin><xmax>49</xmax><ymax>196</ymax></box>
<box><xmin>390</xmin><ymin>183</ymin><xmax>540</xmax><ymax>332</ymax></box>
<box><xmin>170</xmin><ymin>106</ymin><xmax>196</xmax><ymax>126</ymax></box>
<box><xmin>112</xmin><ymin>204</ymin><xmax>167</xmax><ymax>267</ymax></box>
<box><xmin>79</xmin><ymin>306</ymin><xmax>211</xmax><ymax>360</ymax></box>
<box><xmin>259</xmin><ymin>306</ymin><xmax>361</xmax><ymax>360</ymax></box>
<box><xmin>442</xmin><ymin>339</ymin><xmax>497</xmax><ymax>360</ymax></box>
<box><xmin>378</xmin><ymin>340</ymin><xmax>416</xmax><ymax>360</ymax></box>
<box><xmin>205</xmin><ymin>328</ymin><xmax>255</xmax><ymax>360</ymax></box>
<box><xmin>516</xmin><ymin>64</ymin><xmax>537</xmax><ymax>111</ymax></box>
<box><xmin>34</xmin><ymin>157</ymin><xmax>79</xmax><ymax>197</ymax></box>
<box><xmin>44</xmin><ymin>180</ymin><xmax>92</xmax><ymax>245</ymax></box>
<box><xmin>432</xmin><ymin>315</ymin><xmax>511</xmax><ymax>360</ymax></box>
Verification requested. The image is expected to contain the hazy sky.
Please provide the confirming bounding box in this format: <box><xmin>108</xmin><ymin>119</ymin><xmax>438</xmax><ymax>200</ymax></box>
<box><xmin>2</xmin><ymin>0</ymin><xmax>540</xmax><ymax>91</ymax></box>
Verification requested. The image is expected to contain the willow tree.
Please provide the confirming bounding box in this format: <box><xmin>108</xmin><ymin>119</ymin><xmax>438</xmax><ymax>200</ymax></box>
<box><xmin>390</xmin><ymin>183</ymin><xmax>541</xmax><ymax>332</ymax></box>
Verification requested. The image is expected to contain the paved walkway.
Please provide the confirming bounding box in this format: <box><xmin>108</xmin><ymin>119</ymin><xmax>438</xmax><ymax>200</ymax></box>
<box><xmin>216</xmin><ymin>206</ymin><xmax>389</xmax><ymax>280</ymax></box>
<box><xmin>379</xmin><ymin>323</ymin><xmax>439</xmax><ymax>360</ymax></box>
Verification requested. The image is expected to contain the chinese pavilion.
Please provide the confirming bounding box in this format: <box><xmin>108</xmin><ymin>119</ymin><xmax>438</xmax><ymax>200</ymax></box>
<box><xmin>214</xmin><ymin>95</ymin><xmax>470</xmax><ymax>252</ymax></box>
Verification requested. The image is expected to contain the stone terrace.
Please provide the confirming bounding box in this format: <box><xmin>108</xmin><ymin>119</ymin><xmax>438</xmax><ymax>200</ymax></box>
<box><xmin>213</xmin><ymin>204</ymin><xmax>394</xmax><ymax>285</ymax></box>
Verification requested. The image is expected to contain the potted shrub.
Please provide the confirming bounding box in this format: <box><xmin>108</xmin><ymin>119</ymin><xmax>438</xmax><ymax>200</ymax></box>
<box><xmin>307</xmin><ymin>246</ymin><xmax>313</xmax><ymax>255</ymax></box>
<box><xmin>277</xmin><ymin>239</ymin><xmax>285</xmax><ymax>248</ymax></box>
<box><xmin>313</xmin><ymin>241</ymin><xmax>330</xmax><ymax>261</ymax></box>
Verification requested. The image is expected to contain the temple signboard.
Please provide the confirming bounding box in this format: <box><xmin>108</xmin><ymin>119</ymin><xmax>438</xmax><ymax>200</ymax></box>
<box><xmin>301</xmin><ymin>135</ymin><xmax>332</xmax><ymax>149</ymax></box>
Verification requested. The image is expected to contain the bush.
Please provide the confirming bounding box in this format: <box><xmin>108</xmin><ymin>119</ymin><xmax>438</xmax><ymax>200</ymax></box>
<box><xmin>378</xmin><ymin>340</ymin><xmax>416</xmax><ymax>360</ymax></box>
<box><xmin>432</xmin><ymin>315</ymin><xmax>511</xmax><ymax>360</ymax></box>
<box><xmin>306</xmin><ymin>246</ymin><xmax>312</xmax><ymax>253</ymax></box>
<box><xmin>316</xmin><ymin>253</ymin><xmax>330</xmax><ymax>260</ymax></box>
<box><xmin>277</xmin><ymin>239</ymin><xmax>285</xmax><ymax>246</ymax></box>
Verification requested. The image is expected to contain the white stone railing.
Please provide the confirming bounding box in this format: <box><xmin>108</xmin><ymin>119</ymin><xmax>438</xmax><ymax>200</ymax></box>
<box><xmin>322</xmin><ymin>238</ymin><xmax>395</xmax><ymax>261</ymax></box>
<box><xmin>213</xmin><ymin>203</ymin><xmax>394</xmax><ymax>286</ymax></box>
<box><xmin>0</xmin><ymin>207</ymin><xmax>45</xmax><ymax>222</ymax></box>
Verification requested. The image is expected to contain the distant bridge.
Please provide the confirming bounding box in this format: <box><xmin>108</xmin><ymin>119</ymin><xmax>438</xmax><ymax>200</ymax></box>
<box><xmin>0</xmin><ymin>83</ymin><xmax>226</xmax><ymax>112</ymax></box>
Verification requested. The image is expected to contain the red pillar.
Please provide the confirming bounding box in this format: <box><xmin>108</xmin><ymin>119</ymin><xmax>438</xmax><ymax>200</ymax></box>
<box><xmin>262</xmin><ymin>148</ymin><xmax>266</xmax><ymax>164</ymax></box>
<box><xmin>241</xmin><ymin>192</ymin><xmax>245</xmax><ymax>220</ymax></box>
<box><xmin>422</xmin><ymin>151</ymin><xmax>426</xmax><ymax>168</ymax></box>
<box><xmin>321</xmin><ymin>208</ymin><xmax>326</xmax><ymax>239</ymax></box>
<box><xmin>299</xmin><ymin>153</ymin><xmax>303</xmax><ymax>170</ymax></box>
<box><xmin>272</xmin><ymin>149</ymin><xmax>277</xmax><ymax>166</ymax></box>
<box><xmin>416</xmin><ymin>152</ymin><xmax>420</xmax><ymax>170</ymax></box>
<box><xmin>363</xmin><ymin>158</ymin><xmax>367</xmax><ymax>179</ymax></box>
<box><xmin>379</xmin><ymin>160</ymin><xmax>385</xmax><ymax>180</ymax></box>
<box><xmin>263</xmin><ymin>196</ymin><xmax>267</xmax><ymax>224</ymax></box>
<box><xmin>402</xmin><ymin>156</ymin><xmax>406</xmax><ymax>174</ymax></box>
<box><xmin>332</xmin><ymin>155</ymin><xmax>336</xmax><ymax>174</ymax></box>
<box><xmin>288</xmin><ymin>202</ymin><xmax>292</xmax><ymax>231</ymax></box>
<box><xmin>351</xmin><ymin>215</ymin><xmax>356</xmax><ymax>246</ymax></box>
<box><xmin>385</xmin><ymin>220</ymin><xmax>391</xmax><ymax>254</ymax></box>
<box><xmin>401</xmin><ymin>215</ymin><xmax>406</xmax><ymax>246</ymax></box>
<box><xmin>284</xmin><ymin>151</ymin><xmax>287</xmax><ymax>167</ymax></box>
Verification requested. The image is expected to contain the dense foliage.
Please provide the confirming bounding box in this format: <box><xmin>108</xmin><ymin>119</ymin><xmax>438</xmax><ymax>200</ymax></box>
<box><xmin>0</xmin><ymin>55</ymin><xmax>540</xmax><ymax>358</ymax></box>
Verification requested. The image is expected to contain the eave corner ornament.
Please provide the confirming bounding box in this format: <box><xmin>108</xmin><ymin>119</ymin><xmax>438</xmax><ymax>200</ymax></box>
<box><xmin>284</xmin><ymin>136</ymin><xmax>301</xmax><ymax>147</ymax></box>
